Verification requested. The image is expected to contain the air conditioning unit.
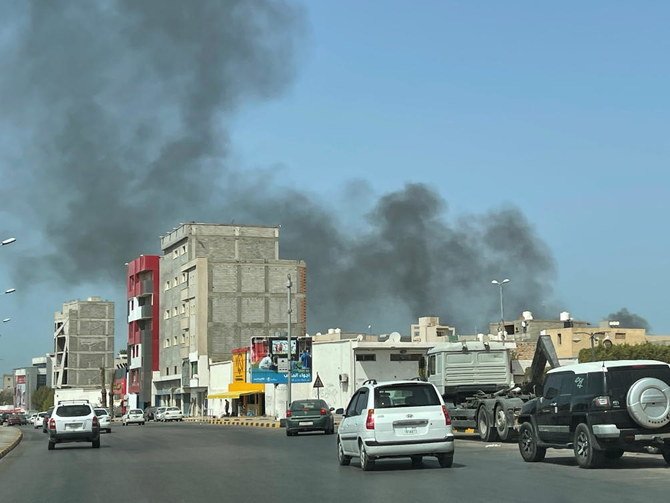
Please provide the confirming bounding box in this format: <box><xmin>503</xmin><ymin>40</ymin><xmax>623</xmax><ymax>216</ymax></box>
<box><xmin>339</xmin><ymin>373</ymin><xmax>349</xmax><ymax>383</ymax></box>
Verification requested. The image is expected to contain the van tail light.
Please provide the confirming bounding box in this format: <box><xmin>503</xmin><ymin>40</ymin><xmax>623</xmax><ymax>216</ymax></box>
<box><xmin>365</xmin><ymin>409</ymin><xmax>375</xmax><ymax>430</ymax></box>
<box><xmin>92</xmin><ymin>416</ymin><xmax>99</xmax><ymax>428</ymax></box>
<box><xmin>320</xmin><ymin>408</ymin><xmax>327</xmax><ymax>415</ymax></box>
<box><xmin>442</xmin><ymin>405</ymin><xmax>452</xmax><ymax>426</ymax></box>
<box><xmin>286</xmin><ymin>410</ymin><xmax>292</xmax><ymax>418</ymax></box>
<box><xmin>48</xmin><ymin>418</ymin><xmax>56</xmax><ymax>430</ymax></box>
<box><xmin>593</xmin><ymin>396</ymin><xmax>611</xmax><ymax>409</ymax></box>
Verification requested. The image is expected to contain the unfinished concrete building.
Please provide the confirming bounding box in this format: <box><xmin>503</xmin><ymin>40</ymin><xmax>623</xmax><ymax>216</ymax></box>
<box><xmin>52</xmin><ymin>297</ymin><xmax>115</xmax><ymax>389</ymax></box>
<box><xmin>156</xmin><ymin>223</ymin><xmax>307</xmax><ymax>414</ymax></box>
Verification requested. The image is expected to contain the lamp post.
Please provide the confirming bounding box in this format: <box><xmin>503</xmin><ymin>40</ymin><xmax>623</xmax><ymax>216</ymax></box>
<box><xmin>286</xmin><ymin>273</ymin><xmax>292</xmax><ymax>411</ymax></box>
<box><xmin>491</xmin><ymin>279</ymin><xmax>510</xmax><ymax>339</ymax></box>
<box><xmin>573</xmin><ymin>331</ymin><xmax>606</xmax><ymax>361</ymax></box>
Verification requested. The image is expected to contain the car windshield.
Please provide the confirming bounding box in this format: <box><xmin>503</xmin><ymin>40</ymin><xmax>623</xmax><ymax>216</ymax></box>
<box><xmin>167</xmin><ymin>407</ymin><xmax>180</xmax><ymax>411</ymax></box>
<box><xmin>374</xmin><ymin>383</ymin><xmax>441</xmax><ymax>408</ymax></box>
<box><xmin>56</xmin><ymin>405</ymin><xmax>91</xmax><ymax>417</ymax></box>
<box><xmin>290</xmin><ymin>400</ymin><xmax>326</xmax><ymax>411</ymax></box>
<box><xmin>130</xmin><ymin>410</ymin><xmax>143</xmax><ymax>414</ymax></box>
<box><xmin>94</xmin><ymin>409</ymin><xmax>108</xmax><ymax>416</ymax></box>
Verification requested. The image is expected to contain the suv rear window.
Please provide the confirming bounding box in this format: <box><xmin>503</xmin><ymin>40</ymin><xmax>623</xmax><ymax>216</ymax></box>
<box><xmin>291</xmin><ymin>400</ymin><xmax>326</xmax><ymax>411</ymax></box>
<box><xmin>374</xmin><ymin>383</ymin><xmax>441</xmax><ymax>408</ymax></box>
<box><xmin>94</xmin><ymin>409</ymin><xmax>108</xmax><ymax>416</ymax></box>
<box><xmin>607</xmin><ymin>365</ymin><xmax>670</xmax><ymax>402</ymax></box>
<box><xmin>56</xmin><ymin>405</ymin><xmax>91</xmax><ymax>417</ymax></box>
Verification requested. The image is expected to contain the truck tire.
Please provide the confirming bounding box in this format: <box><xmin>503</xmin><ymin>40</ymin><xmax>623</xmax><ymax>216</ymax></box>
<box><xmin>626</xmin><ymin>377</ymin><xmax>670</xmax><ymax>429</ymax></box>
<box><xmin>477</xmin><ymin>407</ymin><xmax>498</xmax><ymax>442</ymax></box>
<box><xmin>494</xmin><ymin>405</ymin><xmax>510</xmax><ymax>442</ymax></box>
<box><xmin>518</xmin><ymin>422</ymin><xmax>545</xmax><ymax>462</ymax></box>
<box><xmin>574</xmin><ymin>423</ymin><xmax>603</xmax><ymax>468</ymax></box>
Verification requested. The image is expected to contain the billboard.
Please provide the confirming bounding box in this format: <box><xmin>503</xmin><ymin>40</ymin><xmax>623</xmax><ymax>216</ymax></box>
<box><xmin>250</xmin><ymin>336</ymin><xmax>312</xmax><ymax>384</ymax></box>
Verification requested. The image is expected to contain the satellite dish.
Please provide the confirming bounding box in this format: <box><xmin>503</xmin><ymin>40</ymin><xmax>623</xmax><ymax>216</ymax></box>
<box><xmin>388</xmin><ymin>332</ymin><xmax>402</xmax><ymax>343</ymax></box>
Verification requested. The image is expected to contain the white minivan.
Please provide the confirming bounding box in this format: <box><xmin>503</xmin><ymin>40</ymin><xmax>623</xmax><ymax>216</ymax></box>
<box><xmin>337</xmin><ymin>379</ymin><xmax>455</xmax><ymax>470</ymax></box>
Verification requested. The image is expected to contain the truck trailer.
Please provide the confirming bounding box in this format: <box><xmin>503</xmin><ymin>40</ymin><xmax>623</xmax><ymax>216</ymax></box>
<box><xmin>426</xmin><ymin>335</ymin><xmax>560</xmax><ymax>441</ymax></box>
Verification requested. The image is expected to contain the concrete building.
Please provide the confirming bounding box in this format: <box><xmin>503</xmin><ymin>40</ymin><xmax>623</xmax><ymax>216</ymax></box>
<box><xmin>488</xmin><ymin>311</ymin><xmax>591</xmax><ymax>341</ymax></box>
<box><xmin>52</xmin><ymin>297</ymin><xmax>115</xmax><ymax>391</ymax></box>
<box><xmin>156</xmin><ymin>223</ymin><xmax>307</xmax><ymax>416</ymax></box>
<box><xmin>410</xmin><ymin>317</ymin><xmax>457</xmax><ymax>343</ymax></box>
<box><xmin>126</xmin><ymin>255</ymin><xmax>160</xmax><ymax>411</ymax></box>
<box><xmin>2</xmin><ymin>374</ymin><xmax>13</xmax><ymax>392</ymax></box>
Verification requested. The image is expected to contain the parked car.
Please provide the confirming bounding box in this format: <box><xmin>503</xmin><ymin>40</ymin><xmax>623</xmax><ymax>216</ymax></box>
<box><xmin>161</xmin><ymin>406</ymin><xmax>183</xmax><ymax>422</ymax></box>
<box><xmin>143</xmin><ymin>406</ymin><xmax>157</xmax><ymax>421</ymax></box>
<box><xmin>518</xmin><ymin>359</ymin><xmax>670</xmax><ymax>468</ymax></box>
<box><xmin>18</xmin><ymin>413</ymin><xmax>28</xmax><ymax>425</ymax></box>
<box><xmin>6</xmin><ymin>414</ymin><xmax>22</xmax><ymax>426</ymax></box>
<box><xmin>154</xmin><ymin>407</ymin><xmax>167</xmax><ymax>422</ymax></box>
<box><xmin>122</xmin><ymin>409</ymin><xmax>145</xmax><ymax>426</ymax></box>
<box><xmin>1</xmin><ymin>412</ymin><xmax>10</xmax><ymax>425</ymax></box>
<box><xmin>285</xmin><ymin>399</ymin><xmax>335</xmax><ymax>436</ymax></box>
<box><xmin>93</xmin><ymin>408</ymin><xmax>112</xmax><ymax>433</ymax></box>
<box><xmin>337</xmin><ymin>379</ymin><xmax>455</xmax><ymax>470</ymax></box>
<box><xmin>47</xmin><ymin>400</ymin><xmax>100</xmax><ymax>450</ymax></box>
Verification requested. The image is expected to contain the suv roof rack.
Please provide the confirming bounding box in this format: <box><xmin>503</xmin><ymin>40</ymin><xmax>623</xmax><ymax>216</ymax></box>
<box><xmin>57</xmin><ymin>399</ymin><xmax>90</xmax><ymax>405</ymax></box>
<box><xmin>362</xmin><ymin>379</ymin><xmax>377</xmax><ymax>385</ymax></box>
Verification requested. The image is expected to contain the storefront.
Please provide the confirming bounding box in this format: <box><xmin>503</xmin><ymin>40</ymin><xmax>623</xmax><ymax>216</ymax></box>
<box><xmin>207</xmin><ymin>382</ymin><xmax>265</xmax><ymax>417</ymax></box>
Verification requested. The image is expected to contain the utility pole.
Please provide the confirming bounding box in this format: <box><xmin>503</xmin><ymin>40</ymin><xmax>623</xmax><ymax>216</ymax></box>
<box><xmin>100</xmin><ymin>367</ymin><xmax>106</xmax><ymax>407</ymax></box>
<box><xmin>109</xmin><ymin>369</ymin><xmax>115</xmax><ymax>417</ymax></box>
<box><xmin>286</xmin><ymin>274</ymin><xmax>292</xmax><ymax>411</ymax></box>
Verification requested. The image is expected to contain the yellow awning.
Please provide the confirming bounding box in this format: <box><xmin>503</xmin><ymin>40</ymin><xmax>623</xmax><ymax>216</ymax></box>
<box><xmin>229</xmin><ymin>382</ymin><xmax>264</xmax><ymax>393</ymax></box>
<box><xmin>207</xmin><ymin>391</ymin><xmax>240</xmax><ymax>399</ymax></box>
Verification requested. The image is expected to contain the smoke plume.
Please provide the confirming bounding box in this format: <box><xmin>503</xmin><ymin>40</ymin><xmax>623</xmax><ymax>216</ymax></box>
<box><xmin>604</xmin><ymin>308</ymin><xmax>650</xmax><ymax>331</ymax></box>
<box><xmin>0</xmin><ymin>1</ymin><xmax>558</xmax><ymax>335</ymax></box>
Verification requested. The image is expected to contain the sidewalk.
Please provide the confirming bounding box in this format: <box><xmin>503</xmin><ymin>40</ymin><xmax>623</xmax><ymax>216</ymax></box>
<box><xmin>0</xmin><ymin>427</ymin><xmax>23</xmax><ymax>460</ymax></box>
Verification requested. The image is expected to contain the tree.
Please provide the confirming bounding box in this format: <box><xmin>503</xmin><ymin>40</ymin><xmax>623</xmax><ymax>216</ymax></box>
<box><xmin>0</xmin><ymin>388</ymin><xmax>13</xmax><ymax>406</ymax></box>
<box><xmin>579</xmin><ymin>343</ymin><xmax>670</xmax><ymax>364</ymax></box>
<box><xmin>31</xmin><ymin>386</ymin><xmax>55</xmax><ymax>411</ymax></box>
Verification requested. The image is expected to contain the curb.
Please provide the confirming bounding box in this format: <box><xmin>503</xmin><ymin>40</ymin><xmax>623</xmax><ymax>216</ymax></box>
<box><xmin>185</xmin><ymin>418</ymin><xmax>281</xmax><ymax>428</ymax></box>
<box><xmin>0</xmin><ymin>428</ymin><xmax>23</xmax><ymax>460</ymax></box>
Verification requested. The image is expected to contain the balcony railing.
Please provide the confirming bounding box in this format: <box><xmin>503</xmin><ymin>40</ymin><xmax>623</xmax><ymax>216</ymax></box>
<box><xmin>138</xmin><ymin>279</ymin><xmax>154</xmax><ymax>296</ymax></box>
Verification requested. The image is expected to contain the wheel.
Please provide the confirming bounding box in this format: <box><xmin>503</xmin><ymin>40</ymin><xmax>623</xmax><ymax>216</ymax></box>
<box><xmin>122</xmin><ymin>422</ymin><xmax>126</xmax><ymax>426</ymax></box>
<box><xmin>574</xmin><ymin>423</ymin><xmax>603</xmax><ymax>468</ymax></box>
<box><xmin>92</xmin><ymin>438</ymin><xmax>100</xmax><ymax>449</ymax></box>
<box><xmin>359</xmin><ymin>441</ymin><xmax>375</xmax><ymax>471</ymax></box>
<box><xmin>518</xmin><ymin>422</ymin><xmax>546</xmax><ymax>462</ymax></box>
<box><xmin>436</xmin><ymin>454</ymin><xmax>453</xmax><ymax>468</ymax></box>
<box><xmin>47</xmin><ymin>441</ymin><xmax>55</xmax><ymax>451</ymax></box>
<box><xmin>285</xmin><ymin>429</ymin><xmax>294</xmax><ymax>437</ymax></box>
<box><xmin>325</xmin><ymin>423</ymin><xmax>335</xmax><ymax>435</ymax></box>
<box><xmin>604</xmin><ymin>449</ymin><xmax>624</xmax><ymax>459</ymax></box>
<box><xmin>477</xmin><ymin>407</ymin><xmax>499</xmax><ymax>442</ymax></box>
<box><xmin>663</xmin><ymin>450</ymin><xmax>670</xmax><ymax>465</ymax></box>
<box><xmin>141</xmin><ymin>422</ymin><xmax>145</xmax><ymax>426</ymax></box>
<box><xmin>411</xmin><ymin>455</ymin><xmax>423</xmax><ymax>467</ymax></box>
<box><xmin>494</xmin><ymin>405</ymin><xmax>510</xmax><ymax>442</ymax></box>
<box><xmin>337</xmin><ymin>439</ymin><xmax>351</xmax><ymax>466</ymax></box>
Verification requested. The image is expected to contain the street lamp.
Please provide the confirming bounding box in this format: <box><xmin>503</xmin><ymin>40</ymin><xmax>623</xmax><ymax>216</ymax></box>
<box><xmin>572</xmin><ymin>331</ymin><xmax>606</xmax><ymax>360</ymax></box>
<box><xmin>1</xmin><ymin>237</ymin><xmax>16</xmax><ymax>246</ymax></box>
<box><xmin>491</xmin><ymin>279</ymin><xmax>510</xmax><ymax>339</ymax></box>
<box><xmin>286</xmin><ymin>273</ymin><xmax>293</xmax><ymax>411</ymax></box>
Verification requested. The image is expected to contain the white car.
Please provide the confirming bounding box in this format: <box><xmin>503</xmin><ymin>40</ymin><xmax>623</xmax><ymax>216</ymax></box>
<box><xmin>34</xmin><ymin>412</ymin><xmax>48</xmax><ymax>429</ymax></box>
<box><xmin>94</xmin><ymin>408</ymin><xmax>112</xmax><ymax>433</ymax></box>
<box><xmin>154</xmin><ymin>407</ymin><xmax>167</xmax><ymax>421</ymax></box>
<box><xmin>161</xmin><ymin>406</ymin><xmax>184</xmax><ymax>422</ymax></box>
<box><xmin>122</xmin><ymin>409</ymin><xmax>145</xmax><ymax>426</ymax></box>
<box><xmin>337</xmin><ymin>379</ymin><xmax>455</xmax><ymax>470</ymax></box>
<box><xmin>47</xmin><ymin>400</ymin><xmax>100</xmax><ymax>450</ymax></box>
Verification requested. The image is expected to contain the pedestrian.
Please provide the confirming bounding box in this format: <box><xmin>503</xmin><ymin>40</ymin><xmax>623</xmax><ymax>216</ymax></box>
<box><xmin>224</xmin><ymin>399</ymin><xmax>230</xmax><ymax>417</ymax></box>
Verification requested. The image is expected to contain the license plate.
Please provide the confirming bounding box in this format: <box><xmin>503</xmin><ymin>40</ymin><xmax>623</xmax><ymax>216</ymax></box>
<box><xmin>404</xmin><ymin>427</ymin><xmax>418</xmax><ymax>435</ymax></box>
<box><xmin>65</xmin><ymin>423</ymin><xmax>82</xmax><ymax>430</ymax></box>
<box><xmin>299</xmin><ymin>421</ymin><xmax>313</xmax><ymax>426</ymax></box>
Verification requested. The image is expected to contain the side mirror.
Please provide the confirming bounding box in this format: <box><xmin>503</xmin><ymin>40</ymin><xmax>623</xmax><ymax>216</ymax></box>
<box><xmin>335</xmin><ymin>408</ymin><xmax>344</xmax><ymax>415</ymax></box>
<box><xmin>329</xmin><ymin>407</ymin><xmax>335</xmax><ymax>412</ymax></box>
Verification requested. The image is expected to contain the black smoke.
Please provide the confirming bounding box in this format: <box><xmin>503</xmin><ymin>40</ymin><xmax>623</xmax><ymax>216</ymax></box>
<box><xmin>604</xmin><ymin>308</ymin><xmax>651</xmax><ymax>331</ymax></box>
<box><xmin>0</xmin><ymin>1</ymin><xmax>559</xmax><ymax>335</ymax></box>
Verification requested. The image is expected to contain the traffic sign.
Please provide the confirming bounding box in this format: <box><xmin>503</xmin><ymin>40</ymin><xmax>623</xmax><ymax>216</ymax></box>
<box><xmin>313</xmin><ymin>373</ymin><xmax>324</xmax><ymax>388</ymax></box>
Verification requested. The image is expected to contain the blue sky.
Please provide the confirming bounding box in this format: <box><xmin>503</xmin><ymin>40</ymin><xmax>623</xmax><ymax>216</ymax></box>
<box><xmin>1</xmin><ymin>1</ymin><xmax>670</xmax><ymax>377</ymax></box>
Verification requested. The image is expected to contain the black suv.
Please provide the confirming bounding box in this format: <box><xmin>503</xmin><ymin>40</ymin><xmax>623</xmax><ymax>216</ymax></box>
<box><xmin>518</xmin><ymin>360</ymin><xmax>670</xmax><ymax>468</ymax></box>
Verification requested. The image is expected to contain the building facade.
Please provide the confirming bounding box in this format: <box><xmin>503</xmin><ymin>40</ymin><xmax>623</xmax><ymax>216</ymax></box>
<box><xmin>52</xmin><ymin>297</ymin><xmax>115</xmax><ymax>390</ymax></box>
<box><xmin>156</xmin><ymin>223</ymin><xmax>307</xmax><ymax>416</ymax></box>
<box><xmin>126</xmin><ymin>255</ymin><xmax>160</xmax><ymax>410</ymax></box>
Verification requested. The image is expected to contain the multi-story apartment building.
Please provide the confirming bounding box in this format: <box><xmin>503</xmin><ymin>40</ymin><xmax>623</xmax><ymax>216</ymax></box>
<box><xmin>126</xmin><ymin>255</ymin><xmax>160</xmax><ymax>411</ymax></box>
<box><xmin>156</xmin><ymin>223</ymin><xmax>307</xmax><ymax>416</ymax></box>
<box><xmin>52</xmin><ymin>297</ymin><xmax>115</xmax><ymax>390</ymax></box>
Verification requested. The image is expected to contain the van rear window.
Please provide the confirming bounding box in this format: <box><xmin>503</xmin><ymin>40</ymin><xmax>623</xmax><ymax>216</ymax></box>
<box><xmin>56</xmin><ymin>405</ymin><xmax>91</xmax><ymax>417</ymax></box>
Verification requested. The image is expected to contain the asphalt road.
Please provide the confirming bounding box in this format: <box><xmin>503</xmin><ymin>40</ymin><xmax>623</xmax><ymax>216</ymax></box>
<box><xmin>1</xmin><ymin>422</ymin><xmax>668</xmax><ymax>503</ymax></box>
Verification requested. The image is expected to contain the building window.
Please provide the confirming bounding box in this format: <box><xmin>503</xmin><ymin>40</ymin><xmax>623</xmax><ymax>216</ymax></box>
<box><xmin>356</xmin><ymin>354</ymin><xmax>376</xmax><ymax>361</ymax></box>
<box><xmin>181</xmin><ymin>334</ymin><xmax>186</xmax><ymax>344</ymax></box>
<box><xmin>173</xmin><ymin>336</ymin><xmax>177</xmax><ymax>346</ymax></box>
<box><xmin>182</xmin><ymin>245</ymin><xmax>187</xmax><ymax>255</ymax></box>
<box><xmin>173</xmin><ymin>307</ymin><xmax>178</xmax><ymax>316</ymax></box>
<box><xmin>615</xmin><ymin>333</ymin><xmax>626</xmax><ymax>340</ymax></box>
<box><xmin>180</xmin><ymin>304</ymin><xmax>186</xmax><ymax>315</ymax></box>
<box><xmin>173</xmin><ymin>249</ymin><xmax>179</xmax><ymax>258</ymax></box>
<box><xmin>174</xmin><ymin>276</ymin><xmax>179</xmax><ymax>286</ymax></box>
<box><xmin>390</xmin><ymin>353</ymin><xmax>422</xmax><ymax>362</ymax></box>
<box><xmin>164</xmin><ymin>310</ymin><xmax>170</xmax><ymax>320</ymax></box>
<box><xmin>165</xmin><ymin>280</ymin><xmax>170</xmax><ymax>291</ymax></box>
<box><xmin>191</xmin><ymin>361</ymin><xmax>198</xmax><ymax>377</ymax></box>
<box><xmin>174</xmin><ymin>366</ymin><xmax>178</xmax><ymax>374</ymax></box>
<box><xmin>166</xmin><ymin>367</ymin><xmax>169</xmax><ymax>375</ymax></box>
<box><xmin>558</xmin><ymin>334</ymin><xmax>562</xmax><ymax>345</ymax></box>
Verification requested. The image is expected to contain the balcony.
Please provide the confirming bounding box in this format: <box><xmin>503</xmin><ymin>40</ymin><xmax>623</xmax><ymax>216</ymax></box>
<box><xmin>138</xmin><ymin>278</ymin><xmax>154</xmax><ymax>297</ymax></box>
<box><xmin>180</xmin><ymin>287</ymin><xmax>190</xmax><ymax>301</ymax></box>
<box><xmin>128</xmin><ymin>304</ymin><xmax>153</xmax><ymax>322</ymax></box>
<box><xmin>189</xmin><ymin>377</ymin><xmax>199</xmax><ymax>388</ymax></box>
<box><xmin>180</xmin><ymin>317</ymin><xmax>189</xmax><ymax>331</ymax></box>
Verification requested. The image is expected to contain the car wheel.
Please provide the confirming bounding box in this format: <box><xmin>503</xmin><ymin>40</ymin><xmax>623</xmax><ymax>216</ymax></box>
<box><xmin>662</xmin><ymin>450</ymin><xmax>670</xmax><ymax>465</ymax></box>
<box><xmin>285</xmin><ymin>429</ymin><xmax>294</xmax><ymax>437</ymax></box>
<box><xmin>574</xmin><ymin>423</ymin><xmax>603</xmax><ymax>468</ymax></box>
<box><xmin>518</xmin><ymin>422</ymin><xmax>546</xmax><ymax>462</ymax></box>
<box><xmin>411</xmin><ymin>455</ymin><xmax>423</xmax><ymax>467</ymax></box>
<box><xmin>494</xmin><ymin>405</ymin><xmax>510</xmax><ymax>441</ymax></box>
<box><xmin>359</xmin><ymin>441</ymin><xmax>374</xmax><ymax>471</ymax></box>
<box><xmin>48</xmin><ymin>441</ymin><xmax>55</xmax><ymax>451</ymax></box>
<box><xmin>477</xmin><ymin>407</ymin><xmax>498</xmax><ymax>442</ymax></box>
<box><xmin>92</xmin><ymin>438</ymin><xmax>100</xmax><ymax>449</ymax></box>
<box><xmin>436</xmin><ymin>454</ymin><xmax>453</xmax><ymax>468</ymax></box>
<box><xmin>141</xmin><ymin>422</ymin><xmax>145</xmax><ymax>426</ymax></box>
<box><xmin>604</xmin><ymin>449</ymin><xmax>624</xmax><ymax>460</ymax></box>
<box><xmin>337</xmin><ymin>438</ymin><xmax>351</xmax><ymax>466</ymax></box>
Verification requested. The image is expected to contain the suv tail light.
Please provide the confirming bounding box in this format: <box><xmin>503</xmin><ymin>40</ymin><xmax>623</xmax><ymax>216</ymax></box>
<box><xmin>320</xmin><ymin>408</ymin><xmax>327</xmax><ymax>415</ymax></box>
<box><xmin>593</xmin><ymin>396</ymin><xmax>611</xmax><ymax>409</ymax></box>
<box><xmin>92</xmin><ymin>415</ymin><xmax>99</xmax><ymax>427</ymax></box>
<box><xmin>365</xmin><ymin>409</ymin><xmax>375</xmax><ymax>430</ymax></box>
<box><xmin>286</xmin><ymin>410</ymin><xmax>292</xmax><ymax>418</ymax></box>
<box><xmin>441</xmin><ymin>405</ymin><xmax>452</xmax><ymax>426</ymax></box>
<box><xmin>48</xmin><ymin>418</ymin><xmax>56</xmax><ymax>430</ymax></box>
